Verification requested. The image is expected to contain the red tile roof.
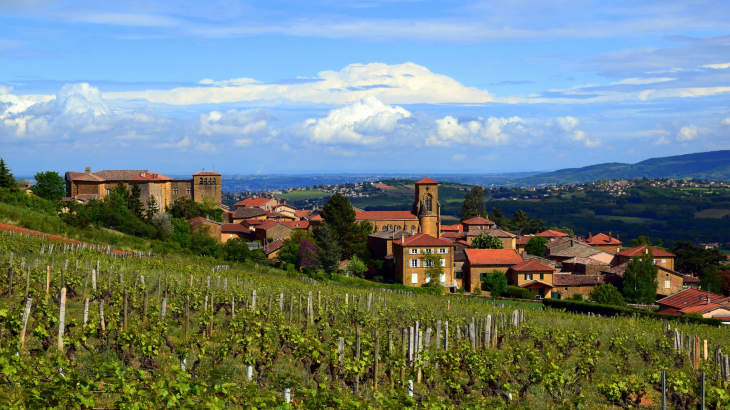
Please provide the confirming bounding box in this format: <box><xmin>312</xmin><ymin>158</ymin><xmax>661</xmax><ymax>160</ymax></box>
<box><xmin>441</xmin><ymin>224</ymin><xmax>463</xmax><ymax>232</ymax></box>
<box><xmin>510</xmin><ymin>259</ymin><xmax>555</xmax><ymax>272</ymax></box>
<box><xmin>462</xmin><ymin>217</ymin><xmax>494</xmax><ymax>225</ymax></box>
<box><xmin>414</xmin><ymin>177</ymin><xmax>439</xmax><ymax>185</ymax></box>
<box><xmin>355</xmin><ymin>211</ymin><xmax>418</xmax><ymax>220</ymax></box>
<box><xmin>66</xmin><ymin>171</ymin><xmax>105</xmax><ymax>182</ymax></box>
<box><xmin>519</xmin><ymin>280</ymin><xmax>553</xmax><ymax>288</ymax></box>
<box><xmin>683</xmin><ymin>275</ymin><xmax>700</xmax><ymax>283</ymax></box>
<box><xmin>679</xmin><ymin>303</ymin><xmax>728</xmax><ymax>314</ymax></box>
<box><xmin>585</xmin><ymin>232</ymin><xmax>622</xmax><ymax>245</ymax></box>
<box><xmin>536</xmin><ymin>230</ymin><xmax>569</xmax><ymax>237</ymax></box>
<box><xmin>393</xmin><ymin>233</ymin><xmax>454</xmax><ymax>247</ymax></box>
<box><xmin>193</xmin><ymin>171</ymin><xmax>221</xmax><ymax>176</ymax></box>
<box><xmin>262</xmin><ymin>238</ymin><xmax>285</xmax><ymax>254</ymax></box>
<box><xmin>465</xmin><ymin>249</ymin><xmax>523</xmax><ymax>266</ymax></box>
<box><xmin>657</xmin><ymin>288</ymin><xmax>728</xmax><ymax>309</ymax></box>
<box><xmin>221</xmin><ymin>224</ymin><xmax>251</xmax><ymax>234</ymax></box>
<box><xmin>282</xmin><ymin>220</ymin><xmax>310</xmax><ymax>230</ymax></box>
<box><xmin>516</xmin><ymin>236</ymin><xmax>534</xmax><ymax>245</ymax></box>
<box><xmin>618</xmin><ymin>245</ymin><xmax>675</xmax><ymax>258</ymax></box>
<box><xmin>234</xmin><ymin>197</ymin><xmax>275</xmax><ymax>208</ymax></box>
<box><xmin>441</xmin><ymin>231</ymin><xmax>466</xmax><ymax>239</ymax></box>
<box><xmin>295</xmin><ymin>209</ymin><xmax>315</xmax><ymax>218</ymax></box>
<box><xmin>310</xmin><ymin>214</ymin><xmax>324</xmax><ymax>221</ymax></box>
<box><xmin>552</xmin><ymin>274</ymin><xmax>606</xmax><ymax>286</ymax></box>
<box><xmin>233</xmin><ymin>207</ymin><xmax>267</xmax><ymax>219</ymax></box>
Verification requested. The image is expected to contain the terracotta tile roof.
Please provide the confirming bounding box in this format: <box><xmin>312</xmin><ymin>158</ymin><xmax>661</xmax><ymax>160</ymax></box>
<box><xmin>657</xmin><ymin>288</ymin><xmax>728</xmax><ymax>309</ymax></box>
<box><xmin>521</xmin><ymin>254</ymin><xmax>557</xmax><ymax>266</ymax></box>
<box><xmin>274</xmin><ymin>203</ymin><xmax>297</xmax><ymax>210</ymax></box>
<box><xmin>193</xmin><ymin>171</ymin><xmax>221</xmax><ymax>176</ymax></box>
<box><xmin>713</xmin><ymin>316</ymin><xmax>730</xmax><ymax>321</ymax></box>
<box><xmin>393</xmin><ymin>233</ymin><xmax>455</xmax><ymax>247</ymax></box>
<box><xmin>618</xmin><ymin>245</ymin><xmax>675</xmax><ymax>258</ymax></box>
<box><xmin>562</xmin><ymin>257</ymin><xmax>610</xmax><ymax>266</ymax></box>
<box><xmin>683</xmin><ymin>275</ymin><xmax>700</xmax><ymax>283</ymax></box>
<box><xmin>295</xmin><ymin>209</ymin><xmax>315</xmax><ymax>218</ymax></box>
<box><xmin>584</xmin><ymin>233</ymin><xmax>622</xmax><ymax>245</ymax></box>
<box><xmin>355</xmin><ymin>211</ymin><xmax>418</xmax><ymax>221</ymax></box>
<box><xmin>257</xmin><ymin>220</ymin><xmax>294</xmax><ymax>231</ymax></box>
<box><xmin>441</xmin><ymin>231</ymin><xmax>467</xmax><ymax>239</ymax></box>
<box><xmin>536</xmin><ymin>230</ymin><xmax>569</xmax><ymax>237</ymax></box>
<box><xmin>657</xmin><ymin>307</ymin><xmax>681</xmax><ymax>315</ymax></box>
<box><xmin>262</xmin><ymin>238</ymin><xmax>285</xmax><ymax>254</ymax></box>
<box><xmin>126</xmin><ymin>172</ymin><xmax>172</xmax><ymax>181</ymax></box>
<box><xmin>188</xmin><ymin>216</ymin><xmax>222</xmax><ymax>226</ymax></box>
<box><xmin>545</xmin><ymin>237</ymin><xmax>572</xmax><ymax>248</ymax></box>
<box><xmin>233</xmin><ymin>207</ymin><xmax>267</xmax><ymax>219</ymax></box>
<box><xmin>465</xmin><ymin>249</ymin><xmax>523</xmax><ymax>266</ymax></box>
<box><xmin>414</xmin><ymin>177</ymin><xmax>439</xmax><ymax>185</ymax></box>
<box><xmin>234</xmin><ymin>197</ymin><xmax>275</xmax><ymax>208</ymax></box>
<box><xmin>441</xmin><ymin>224</ymin><xmax>463</xmax><ymax>232</ymax></box>
<box><xmin>96</xmin><ymin>170</ymin><xmax>163</xmax><ymax>181</ymax></box>
<box><xmin>551</xmin><ymin>243</ymin><xmax>602</xmax><ymax>258</ymax></box>
<box><xmin>462</xmin><ymin>217</ymin><xmax>494</xmax><ymax>225</ymax></box>
<box><xmin>552</xmin><ymin>274</ymin><xmax>606</xmax><ymax>286</ymax></box>
<box><xmin>66</xmin><ymin>171</ymin><xmax>106</xmax><ymax>182</ymax></box>
<box><xmin>457</xmin><ymin>240</ymin><xmax>471</xmax><ymax>247</ymax></box>
<box><xmin>282</xmin><ymin>220</ymin><xmax>310</xmax><ymax>230</ymax></box>
<box><xmin>679</xmin><ymin>303</ymin><xmax>730</xmax><ymax>314</ymax></box>
<box><xmin>516</xmin><ymin>236</ymin><xmax>534</xmax><ymax>245</ymax></box>
<box><xmin>467</xmin><ymin>228</ymin><xmax>516</xmax><ymax>238</ymax></box>
<box><xmin>221</xmin><ymin>224</ymin><xmax>251</xmax><ymax>234</ymax></box>
<box><xmin>310</xmin><ymin>214</ymin><xmax>323</xmax><ymax>221</ymax></box>
<box><xmin>519</xmin><ymin>280</ymin><xmax>553</xmax><ymax>288</ymax></box>
<box><xmin>369</xmin><ymin>230</ymin><xmax>413</xmax><ymax>240</ymax></box>
<box><xmin>243</xmin><ymin>219</ymin><xmax>264</xmax><ymax>226</ymax></box>
<box><xmin>510</xmin><ymin>259</ymin><xmax>555</xmax><ymax>272</ymax></box>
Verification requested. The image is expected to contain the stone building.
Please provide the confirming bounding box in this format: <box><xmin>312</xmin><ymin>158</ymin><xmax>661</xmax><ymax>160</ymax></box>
<box><xmin>392</xmin><ymin>233</ymin><xmax>456</xmax><ymax>290</ymax></box>
<box><xmin>617</xmin><ymin>245</ymin><xmax>676</xmax><ymax>270</ymax></box>
<box><xmin>65</xmin><ymin>167</ymin><xmax>221</xmax><ymax>210</ymax></box>
<box><xmin>462</xmin><ymin>249</ymin><xmax>523</xmax><ymax>293</ymax></box>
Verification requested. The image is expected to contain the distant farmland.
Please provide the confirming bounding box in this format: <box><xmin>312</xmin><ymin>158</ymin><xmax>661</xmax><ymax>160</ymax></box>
<box><xmin>695</xmin><ymin>208</ymin><xmax>730</xmax><ymax>218</ymax></box>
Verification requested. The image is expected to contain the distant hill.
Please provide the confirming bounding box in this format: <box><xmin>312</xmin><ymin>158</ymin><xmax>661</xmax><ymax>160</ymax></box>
<box><xmin>512</xmin><ymin>150</ymin><xmax>730</xmax><ymax>186</ymax></box>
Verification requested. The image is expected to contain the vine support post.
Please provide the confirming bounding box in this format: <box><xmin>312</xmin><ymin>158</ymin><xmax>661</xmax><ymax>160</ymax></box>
<box><xmin>388</xmin><ymin>330</ymin><xmax>393</xmax><ymax>389</ymax></box>
<box><xmin>24</xmin><ymin>268</ymin><xmax>30</xmax><ymax>300</ymax></box>
<box><xmin>20</xmin><ymin>298</ymin><xmax>32</xmax><ymax>351</ymax></box>
<box><xmin>45</xmin><ymin>266</ymin><xmax>50</xmax><ymax>296</ymax></box>
<box><xmin>185</xmin><ymin>295</ymin><xmax>190</xmax><ymax>340</ymax></box>
<box><xmin>142</xmin><ymin>289</ymin><xmax>149</xmax><ymax>325</ymax></box>
<box><xmin>401</xmin><ymin>328</ymin><xmax>407</xmax><ymax>382</ymax></box>
<box><xmin>99</xmin><ymin>300</ymin><xmax>105</xmax><ymax>331</ymax></box>
<box><xmin>58</xmin><ymin>288</ymin><xmax>66</xmax><ymax>351</ymax></box>
<box><xmin>7</xmin><ymin>265</ymin><xmax>13</xmax><ymax>296</ymax></box>
<box><xmin>82</xmin><ymin>298</ymin><xmax>89</xmax><ymax>329</ymax></box>
<box><xmin>123</xmin><ymin>289</ymin><xmax>128</xmax><ymax>332</ymax></box>
<box><xmin>701</xmin><ymin>371</ymin><xmax>705</xmax><ymax>410</ymax></box>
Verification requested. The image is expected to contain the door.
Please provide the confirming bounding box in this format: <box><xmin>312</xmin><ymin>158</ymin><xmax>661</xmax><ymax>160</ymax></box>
<box><xmin>539</xmin><ymin>288</ymin><xmax>545</xmax><ymax>298</ymax></box>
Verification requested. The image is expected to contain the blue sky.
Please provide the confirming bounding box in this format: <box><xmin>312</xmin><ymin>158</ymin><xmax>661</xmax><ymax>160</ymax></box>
<box><xmin>1</xmin><ymin>0</ymin><xmax>730</xmax><ymax>176</ymax></box>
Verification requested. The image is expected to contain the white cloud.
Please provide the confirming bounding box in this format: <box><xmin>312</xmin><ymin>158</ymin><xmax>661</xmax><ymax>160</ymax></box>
<box><xmin>701</xmin><ymin>63</ymin><xmax>730</xmax><ymax>69</ymax></box>
<box><xmin>552</xmin><ymin>116</ymin><xmax>601</xmax><ymax>148</ymax></box>
<box><xmin>234</xmin><ymin>138</ymin><xmax>252</xmax><ymax>147</ymax></box>
<box><xmin>611</xmin><ymin>77</ymin><xmax>676</xmax><ymax>85</ymax></box>
<box><xmin>156</xmin><ymin>136</ymin><xmax>191</xmax><ymax>149</ymax></box>
<box><xmin>721</xmin><ymin>117</ymin><xmax>730</xmax><ymax>126</ymax></box>
<box><xmin>427</xmin><ymin>115</ymin><xmax>524</xmax><ymax>147</ymax></box>
<box><xmin>199</xmin><ymin>108</ymin><xmax>273</xmax><ymax>136</ymax></box>
<box><xmin>677</xmin><ymin>125</ymin><xmax>699</xmax><ymax>141</ymax></box>
<box><xmin>653</xmin><ymin>136</ymin><xmax>670</xmax><ymax>145</ymax></box>
<box><xmin>299</xmin><ymin>94</ymin><xmax>411</xmax><ymax>145</ymax></box>
<box><xmin>104</xmin><ymin>62</ymin><xmax>496</xmax><ymax>106</ymax></box>
<box><xmin>199</xmin><ymin>78</ymin><xmax>259</xmax><ymax>86</ymax></box>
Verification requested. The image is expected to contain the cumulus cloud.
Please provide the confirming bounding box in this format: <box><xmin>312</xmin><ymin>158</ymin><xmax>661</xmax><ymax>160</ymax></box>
<box><xmin>426</xmin><ymin>116</ymin><xmax>524</xmax><ymax>147</ymax></box>
<box><xmin>551</xmin><ymin>116</ymin><xmax>601</xmax><ymax>148</ymax></box>
<box><xmin>653</xmin><ymin>136</ymin><xmax>670</xmax><ymax>145</ymax></box>
<box><xmin>199</xmin><ymin>108</ymin><xmax>274</xmax><ymax>136</ymax></box>
<box><xmin>701</xmin><ymin>63</ymin><xmax>730</xmax><ymax>69</ymax></box>
<box><xmin>721</xmin><ymin>117</ymin><xmax>730</xmax><ymax>126</ymax></box>
<box><xmin>104</xmin><ymin>62</ymin><xmax>496</xmax><ymax>106</ymax></box>
<box><xmin>299</xmin><ymin>94</ymin><xmax>412</xmax><ymax>145</ymax></box>
<box><xmin>677</xmin><ymin>125</ymin><xmax>700</xmax><ymax>141</ymax></box>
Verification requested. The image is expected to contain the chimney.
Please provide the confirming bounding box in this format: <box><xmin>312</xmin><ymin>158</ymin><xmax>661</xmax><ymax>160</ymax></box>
<box><xmin>85</xmin><ymin>167</ymin><xmax>91</xmax><ymax>174</ymax></box>
<box><xmin>608</xmin><ymin>231</ymin><xmax>612</xmax><ymax>243</ymax></box>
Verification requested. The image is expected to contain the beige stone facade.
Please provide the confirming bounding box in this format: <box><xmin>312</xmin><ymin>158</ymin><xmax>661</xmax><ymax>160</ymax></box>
<box><xmin>393</xmin><ymin>234</ymin><xmax>455</xmax><ymax>290</ymax></box>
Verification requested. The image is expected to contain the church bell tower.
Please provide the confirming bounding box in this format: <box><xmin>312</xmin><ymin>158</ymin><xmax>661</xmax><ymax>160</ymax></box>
<box><xmin>413</xmin><ymin>177</ymin><xmax>440</xmax><ymax>237</ymax></box>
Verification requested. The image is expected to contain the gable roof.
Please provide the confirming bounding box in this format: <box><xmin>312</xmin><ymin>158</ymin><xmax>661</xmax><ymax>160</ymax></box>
<box><xmin>221</xmin><ymin>224</ymin><xmax>251</xmax><ymax>234</ymax></box>
<box><xmin>414</xmin><ymin>177</ymin><xmax>439</xmax><ymax>185</ymax></box>
<box><xmin>519</xmin><ymin>280</ymin><xmax>554</xmax><ymax>288</ymax></box>
<box><xmin>551</xmin><ymin>243</ymin><xmax>603</xmax><ymax>258</ymax></box>
<box><xmin>536</xmin><ymin>230</ymin><xmax>570</xmax><ymax>238</ymax></box>
<box><xmin>355</xmin><ymin>211</ymin><xmax>418</xmax><ymax>221</ymax></box>
<box><xmin>257</xmin><ymin>220</ymin><xmax>294</xmax><ymax>231</ymax></box>
<box><xmin>282</xmin><ymin>220</ymin><xmax>309</xmax><ymax>230</ymax></box>
<box><xmin>602</xmin><ymin>261</ymin><xmax>684</xmax><ymax>278</ymax></box>
<box><xmin>516</xmin><ymin>236</ymin><xmax>534</xmax><ymax>245</ymax></box>
<box><xmin>545</xmin><ymin>237</ymin><xmax>573</xmax><ymax>248</ymax></box>
<box><xmin>678</xmin><ymin>303</ymin><xmax>729</xmax><ymax>314</ymax></box>
<box><xmin>553</xmin><ymin>274</ymin><xmax>606</xmax><ymax>286</ymax></box>
<box><xmin>66</xmin><ymin>171</ymin><xmax>106</xmax><ymax>182</ymax></box>
<box><xmin>467</xmin><ymin>228</ymin><xmax>516</xmax><ymax>238</ymax></box>
<box><xmin>465</xmin><ymin>249</ymin><xmax>523</xmax><ymax>266</ymax></box>
<box><xmin>510</xmin><ymin>259</ymin><xmax>555</xmax><ymax>272</ymax></box>
<box><xmin>656</xmin><ymin>288</ymin><xmax>728</xmax><ymax>309</ymax></box>
<box><xmin>462</xmin><ymin>217</ymin><xmax>494</xmax><ymax>225</ymax></box>
<box><xmin>683</xmin><ymin>275</ymin><xmax>700</xmax><ymax>283</ymax></box>
<box><xmin>618</xmin><ymin>245</ymin><xmax>675</xmax><ymax>258</ymax></box>
<box><xmin>233</xmin><ymin>207</ymin><xmax>268</xmax><ymax>219</ymax></box>
<box><xmin>562</xmin><ymin>257</ymin><xmax>610</xmax><ymax>266</ymax></box>
<box><xmin>262</xmin><ymin>238</ymin><xmax>285</xmax><ymax>254</ymax></box>
<box><xmin>393</xmin><ymin>233</ymin><xmax>454</xmax><ymax>247</ymax></box>
<box><xmin>369</xmin><ymin>230</ymin><xmax>413</xmax><ymax>240</ymax></box>
<box><xmin>235</xmin><ymin>197</ymin><xmax>276</xmax><ymax>208</ymax></box>
<box><xmin>585</xmin><ymin>233</ymin><xmax>622</xmax><ymax>245</ymax></box>
<box><xmin>441</xmin><ymin>224</ymin><xmax>463</xmax><ymax>232</ymax></box>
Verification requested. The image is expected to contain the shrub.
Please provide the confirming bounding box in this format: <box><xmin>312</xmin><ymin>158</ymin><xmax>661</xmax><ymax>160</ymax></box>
<box><xmin>543</xmin><ymin>299</ymin><xmax>722</xmax><ymax>326</ymax></box>
<box><xmin>588</xmin><ymin>283</ymin><xmax>626</xmax><ymax>306</ymax></box>
<box><xmin>569</xmin><ymin>293</ymin><xmax>584</xmax><ymax>302</ymax></box>
<box><xmin>481</xmin><ymin>269</ymin><xmax>508</xmax><ymax>298</ymax></box>
<box><xmin>504</xmin><ymin>285</ymin><xmax>536</xmax><ymax>300</ymax></box>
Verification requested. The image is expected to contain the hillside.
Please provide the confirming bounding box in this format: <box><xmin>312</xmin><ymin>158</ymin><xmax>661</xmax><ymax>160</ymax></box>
<box><xmin>513</xmin><ymin>150</ymin><xmax>730</xmax><ymax>186</ymax></box>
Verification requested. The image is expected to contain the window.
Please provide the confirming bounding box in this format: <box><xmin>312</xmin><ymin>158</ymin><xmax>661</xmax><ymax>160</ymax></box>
<box><xmin>395</xmin><ymin>226</ymin><xmax>401</xmax><ymax>231</ymax></box>
<box><xmin>409</xmin><ymin>259</ymin><xmax>419</xmax><ymax>268</ymax></box>
<box><xmin>540</xmin><ymin>273</ymin><xmax>544</xmax><ymax>280</ymax></box>
<box><xmin>173</xmin><ymin>188</ymin><xmax>178</xmax><ymax>195</ymax></box>
<box><xmin>212</xmin><ymin>178</ymin><xmax>216</xmax><ymax>185</ymax></box>
<box><xmin>409</xmin><ymin>249</ymin><xmax>420</xmax><ymax>254</ymax></box>
<box><xmin>411</xmin><ymin>225</ymin><xmax>416</xmax><ymax>232</ymax></box>
<box><xmin>425</xmin><ymin>275</ymin><xmax>430</xmax><ymax>283</ymax></box>
<box><xmin>106</xmin><ymin>189</ymin><xmax>110</xmax><ymax>195</ymax></box>
<box><xmin>565</xmin><ymin>287</ymin><xmax>568</xmax><ymax>291</ymax></box>
<box><xmin>186</xmin><ymin>187</ymin><xmax>191</xmax><ymax>195</ymax></box>
<box><xmin>437</xmin><ymin>248</ymin><xmax>448</xmax><ymax>254</ymax></box>
<box><xmin>455</xmin><ymin>271</ymin><xmax>463</xmax><ymax>279</ymax></box>
<box><xmin>411</xmin><ymin>273</ymin><xmax>418</xmax><ymax>284</ymax></box>
<box><xmin>525</xmin><ymin>274</ymin><xmax>533</xmax><ymax>280</ymax></box>
<box><xmin>440</xmin><ymin>259</ymin><xmax>446</xmax><ymax>267</ymax></box>
<box><xmin>653</xmin><ymin>259</ymin><xmax>656</xmax><ymax>264</ymax></box>
<box><xmin>424</xmin><ymin>194</ymin><xmax>432</xmax><ymax>211</ymax></box>
<box><xmin>199</xmin><ymin>178</ymin><xmax>204</xmax><ymax>185</ymax></box>
<box><xmin>382</xmin><ymin>226</ymin><xmax>387</xmax><ymax>231</ymax></box>
<box><xmin>424</xmin><ymin>248</ymin><xmax>433</xmax><ymax>254</ymax></box>
<box><xmin>661</xmin><ymin>259</ymin><xmax>667</xmax><ymax>264</ymax></box>
<box><xmin>665</xmin><ymin>280</ymin><xmax>670</xmax><ymax>289</ymax></box>
<box><xmin>424</xmin><ymin>259</ymin><xmax>434</xmax><ymax>268</ymax></box>
<box><xmin>440</xmin><ymin>273</ymin><xmax>446</xmax><ymax>282</ymax></box>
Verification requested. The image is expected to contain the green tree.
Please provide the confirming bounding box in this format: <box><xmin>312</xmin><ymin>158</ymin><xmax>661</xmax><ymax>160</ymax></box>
<box><xmin>222</xmin><ymin>238</ymin><xmax>252</xmax><ymax>262</ymax></box>
<box><xmin>167</xmin><ymin>198</ymin><xmax>204</xmax><ymax>220</ymax></box>
<box><xmin>278</xmin><ymin>242</ymin><xmax>300</xmax><ymax>265</ymax></box>
<box><xmin>622</xmin><ymin>251</ymin><xmax>659</xmax><ymax>304</ymax></box>
<box><xmin>190</xmin><ymin>230</ymin><xmax>220</xmax><ymax>257</ymax></box>
<box><xmin>320</xmin><ymin>193</ymin><xmax>367</xmax><ymax>260</ymax></box>
<box><xmin>315</xmin><ymin>222</ymin><xmax>341</xmax><ymax>274</ymax></box>
<box><xmin>481</xmin><ymin>269</ymin><xmax>508</xmax><ymax>298</ymax></box>
<box><xmin>421</xmin><ymin>253</ymin><xmax>444</xmax><ymax>286</ymax></box>
<box><xmin>700</xmin><ymin>265</ymin><xmax>722</xmax><ymax>294</ymax></box>
<box><xmin>347</xmin><ymin>255</ymin><xmax>368</xmax><ymax>278</ymax></box>
<box><xmin>631</xmin><ymin>235</ymin><xmax>652</xmax><ymax>247</ymax></box>
<box><xmin>525</xmin><ymin>236</ymin><xmax>548</xmax><ymax>257</ymax></box>
<box><xmin>588</xmin><ymin>284</ymin><xmax>626</xmax><ymax>306</ymax></box>
<box><xmin>508</xmin><ymin>209</ymin><xmax>544</xmax><ymax>234</ymax></box>
<box><xmin>128</xmin><ymin>182</ymin><xmax>144</xmax><ymax>218</ymax></box>
<box><xmin>671</xmin><ymin>240</ymin><xmax>725</xmax><ymax>277</ymax></box>
<box><xmin>470</xmin><ymin>233</ymin><xmax>504</xmax><ymax>249</ymax></box>
<box><xmin>110</xmin><ymin>181</ymin><xmax>131</xmax><ymax>204</ymax></box>
<box><xmin>170</xmin><ymin>217</ymin><xmax>191</xmax><ymax>248</ymax></box>
<box><xmin>550</xmin><ymin>226</ymin><xmax>574</xmax><ymax>238</ymax></box>
<box><xmin>146</xmin><ymin>195</ymin><xmax>159</xmax><ymax>219</ymax></box>
<box><xmin>488</xmin><ymin>207</ymin><xmax>506</xmax><ymax>227</ymax></box>
<box><xmin>460</xmin><ymin>186</ymin><xmax>487</xmax><ymax>221</ymax></box>
<box><xmin>0</xmin><ymin>158</ymin><xmax>17</xmax><ymax>189</ymax></box>
<box><xmin>32</xmin><ymin>171</ymin><xmax>66</xmax><ymax>201</ymax></box>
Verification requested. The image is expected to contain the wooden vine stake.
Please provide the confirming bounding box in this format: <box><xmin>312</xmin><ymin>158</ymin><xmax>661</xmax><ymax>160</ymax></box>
<box><xmin>58</xmin><ymin>288</ymin><xmax>67</xmax><ymax>351</ymax></box>
<box><xmin>45</xmin><ymin>266</ymin><xmax>50</xmax><ymax>296</ymax></box>
<box><xmin>373</xmin><ymin>330</ymin><xmax>379</xmax><ymax>391</ymax></box>
<box><xmin>99</xmin><ymin>300</ymin><xmax>105</xmax><ymax>331</ymax></box>
<box><xmin>123</xmin><ymin>289</ymin><xmax>128</xmax><ymax>332</ymax></box>
<box><xmin>82</xmin><ymin>298</ymin><xmax>89</xmax><ymax>329</ymax></box>
<box><xmin>20</xmin><ymin>298</ymin><xmax>32</xmax><ymax>351</ymax></box>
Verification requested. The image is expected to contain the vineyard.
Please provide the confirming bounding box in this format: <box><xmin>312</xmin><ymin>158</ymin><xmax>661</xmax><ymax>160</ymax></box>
<box><xmin>0</xmin><ymin>230</ymin><xmax>729</xmax><ymax>409</ymax></box>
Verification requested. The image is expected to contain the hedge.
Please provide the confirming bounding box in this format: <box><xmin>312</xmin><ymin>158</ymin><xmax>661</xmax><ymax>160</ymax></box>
<box><xmin>503</xmin><ymin>285</ymin><xmax>536</xmax><ymax>300</ymax></box>
<box><xmin>329</xmin><ymin>274</ymin><xmax>443</xmax><ymax>296</ymax></box>
<box><xmin>543</xmin><ymin>298</ymin><xmax>723</xmax><ymax>326</ymax></box>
